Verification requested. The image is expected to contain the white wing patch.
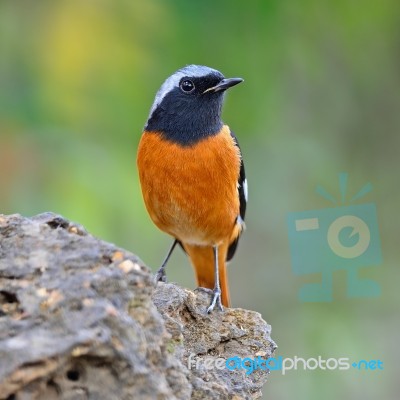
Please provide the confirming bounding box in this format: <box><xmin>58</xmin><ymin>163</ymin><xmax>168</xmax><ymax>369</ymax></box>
<box><xmin>243</xmin><ymin>178</ymin><xmax>248</xmax><ymax>202</ymax></box>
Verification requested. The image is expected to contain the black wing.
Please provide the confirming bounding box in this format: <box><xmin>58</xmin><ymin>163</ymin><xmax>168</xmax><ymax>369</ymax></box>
<box><xmin>227</xmin><ymin>131</ymin><xmax>247</xmax><ymax>261</ymax></box>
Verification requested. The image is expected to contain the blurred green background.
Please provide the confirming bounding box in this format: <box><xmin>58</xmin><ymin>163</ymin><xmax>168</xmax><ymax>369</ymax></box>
<box><xmin>1</xmin><ymin>0</ymin><xmax>398</xmax><ymax>398</ymax></box>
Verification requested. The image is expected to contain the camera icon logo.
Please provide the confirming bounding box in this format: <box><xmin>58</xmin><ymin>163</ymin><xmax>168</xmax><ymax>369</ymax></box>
<box><xmin>287</xmin><ymin>174</ymin><xmax>382</xmax><ymax>302</ymax></box>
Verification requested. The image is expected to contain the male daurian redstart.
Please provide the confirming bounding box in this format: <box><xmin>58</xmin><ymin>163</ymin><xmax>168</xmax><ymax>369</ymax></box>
<box><xmin>137</xmin><ymin>65</ymin><xmax>247</xmax><ymax>312</ymax></box>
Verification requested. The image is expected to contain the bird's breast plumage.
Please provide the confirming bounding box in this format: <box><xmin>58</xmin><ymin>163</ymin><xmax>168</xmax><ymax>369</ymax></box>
<box><xmin>137</xmin><ymin>125</ymin><xmax>241</xmax><ymax>245</ymax></box>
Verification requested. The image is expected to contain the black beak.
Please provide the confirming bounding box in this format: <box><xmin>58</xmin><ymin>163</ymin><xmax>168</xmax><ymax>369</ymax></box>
<box><xmin>203</xmin><ymin>77</ymin><xmax>243</xmax><ymax>94</ymax></box>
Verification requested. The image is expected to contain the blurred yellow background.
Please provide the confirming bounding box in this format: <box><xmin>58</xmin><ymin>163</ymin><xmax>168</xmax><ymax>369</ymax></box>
<box><xmin>1</xmin><ymin>1</ymin><xmax>398</xmax><ymax>398</ymax></box>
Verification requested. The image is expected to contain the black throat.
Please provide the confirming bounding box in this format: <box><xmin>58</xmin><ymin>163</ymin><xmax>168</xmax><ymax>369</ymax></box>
<box><xmin>145</xmin><ymin>89</ymin><xmax>224</xmax><ymax>146</ymax></box>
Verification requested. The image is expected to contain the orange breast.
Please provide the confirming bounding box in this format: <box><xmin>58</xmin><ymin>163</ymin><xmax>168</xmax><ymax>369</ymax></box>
<box><xmin>136</xmin><ymin>125</ymin><xmax>241</xmax><ymax>246</ymax></box>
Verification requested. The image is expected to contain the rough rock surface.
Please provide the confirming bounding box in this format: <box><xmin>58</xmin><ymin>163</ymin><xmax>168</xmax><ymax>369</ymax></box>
<box><xmin>0</xmin><ymin>213</ymin><xmax>276</xmax><ymax>400</ymax></box>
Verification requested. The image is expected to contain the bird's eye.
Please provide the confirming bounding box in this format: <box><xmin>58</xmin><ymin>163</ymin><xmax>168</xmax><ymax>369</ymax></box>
<box><xmin>180</xmin><ymin>80</ymin><xmax>195</xmax><ymax>93</ymax></box>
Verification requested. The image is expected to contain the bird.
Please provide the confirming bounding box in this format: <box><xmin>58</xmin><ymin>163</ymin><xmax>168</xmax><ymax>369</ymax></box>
<box><xmin>136</xmin><ymin>65</ymin><xmax>247</xmax><ymax>312</ymax></box>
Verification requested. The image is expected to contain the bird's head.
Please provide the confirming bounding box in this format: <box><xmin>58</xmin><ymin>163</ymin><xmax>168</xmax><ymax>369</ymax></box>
<box><xmin>145</xmin><ymin>65</ymin><xmax>243</xmax><ymax>145</ymax></box>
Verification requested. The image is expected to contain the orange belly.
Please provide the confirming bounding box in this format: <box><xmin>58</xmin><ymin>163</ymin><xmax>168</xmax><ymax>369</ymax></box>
<box><xmin>137</xmin><ymin>125</ymin><xmax>241</xmax><ymax>246</ymax></box>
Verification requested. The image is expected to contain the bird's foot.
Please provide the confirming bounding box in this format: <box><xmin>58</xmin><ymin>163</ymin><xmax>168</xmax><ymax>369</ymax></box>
<box><xmin>194</xmin><ymin>287</ymin><xmax>224</xmax><ymax>312</ymax></box>
<box><xmin>154</xmin><ymin>267</ymin><xmax>167</xmax><ymax>284</ymax></box>
<box><xmin>206</xmin><ymin>288</ymin><xmax>223</xmax><ymax>313</ymax></box>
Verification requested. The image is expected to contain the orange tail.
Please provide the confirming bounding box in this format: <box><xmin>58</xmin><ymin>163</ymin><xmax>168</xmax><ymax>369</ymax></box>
<box><xmin>183</xmin><ymin>243</ymin><xmax>231</xmax><ymax>307</ymax></box>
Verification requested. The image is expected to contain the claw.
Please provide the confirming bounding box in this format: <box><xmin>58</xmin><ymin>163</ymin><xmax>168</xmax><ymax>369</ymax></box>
<box><xmin>154</xmin><ymin>239</ymin><xmax>178</xmax><ymax>285</ymax></box>
<box><xmin>154</xmin><ymin>267</ymin><xmax>167</xmax><ymax>284</ymax></box>
<box><xmin>206</xmin><ymin>288</ymin><xmax>223</xmax><ymax>313</ymax></box>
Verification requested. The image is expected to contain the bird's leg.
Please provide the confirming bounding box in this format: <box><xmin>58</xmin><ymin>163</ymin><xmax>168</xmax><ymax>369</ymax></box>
<box><xmin>154</xmin><ymin>239</ymin><xmax>178</xmax><ymax>283</ymax></box>
<box><xmin>206</xmin><ymin>245</ymin><xmax>223</xmax><ymax>313</ymax></box>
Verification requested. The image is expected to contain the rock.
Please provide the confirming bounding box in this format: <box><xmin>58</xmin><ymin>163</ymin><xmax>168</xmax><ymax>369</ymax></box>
<box><xmin>0</xmin><ymin>213</ymin><xmax>276</xmax><ymax>400</ymax></box>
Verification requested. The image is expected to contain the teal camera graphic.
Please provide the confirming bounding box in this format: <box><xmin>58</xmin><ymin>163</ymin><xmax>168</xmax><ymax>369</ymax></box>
<box><xmin>287</xmin><ymin>173</ymin><xmax>382</xmax><ymax>302</ymax></box>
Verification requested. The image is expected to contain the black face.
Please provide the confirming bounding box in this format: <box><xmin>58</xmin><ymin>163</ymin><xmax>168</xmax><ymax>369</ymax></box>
<box><xmin>146</xmin><ymin>72</ymin><xmax>227</xmax><ymax>146</ymax></box>
<box><xmin>177</xmin><ymin>73</ymin><xmax>224</xmax><ymax>96</ymax></box>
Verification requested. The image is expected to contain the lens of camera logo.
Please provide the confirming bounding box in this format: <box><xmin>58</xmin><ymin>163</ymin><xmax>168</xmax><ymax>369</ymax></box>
<box><xmin>327</xmin><ymin>215</ymin><xmax>370</xmax><ymax>259</ymax></box>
